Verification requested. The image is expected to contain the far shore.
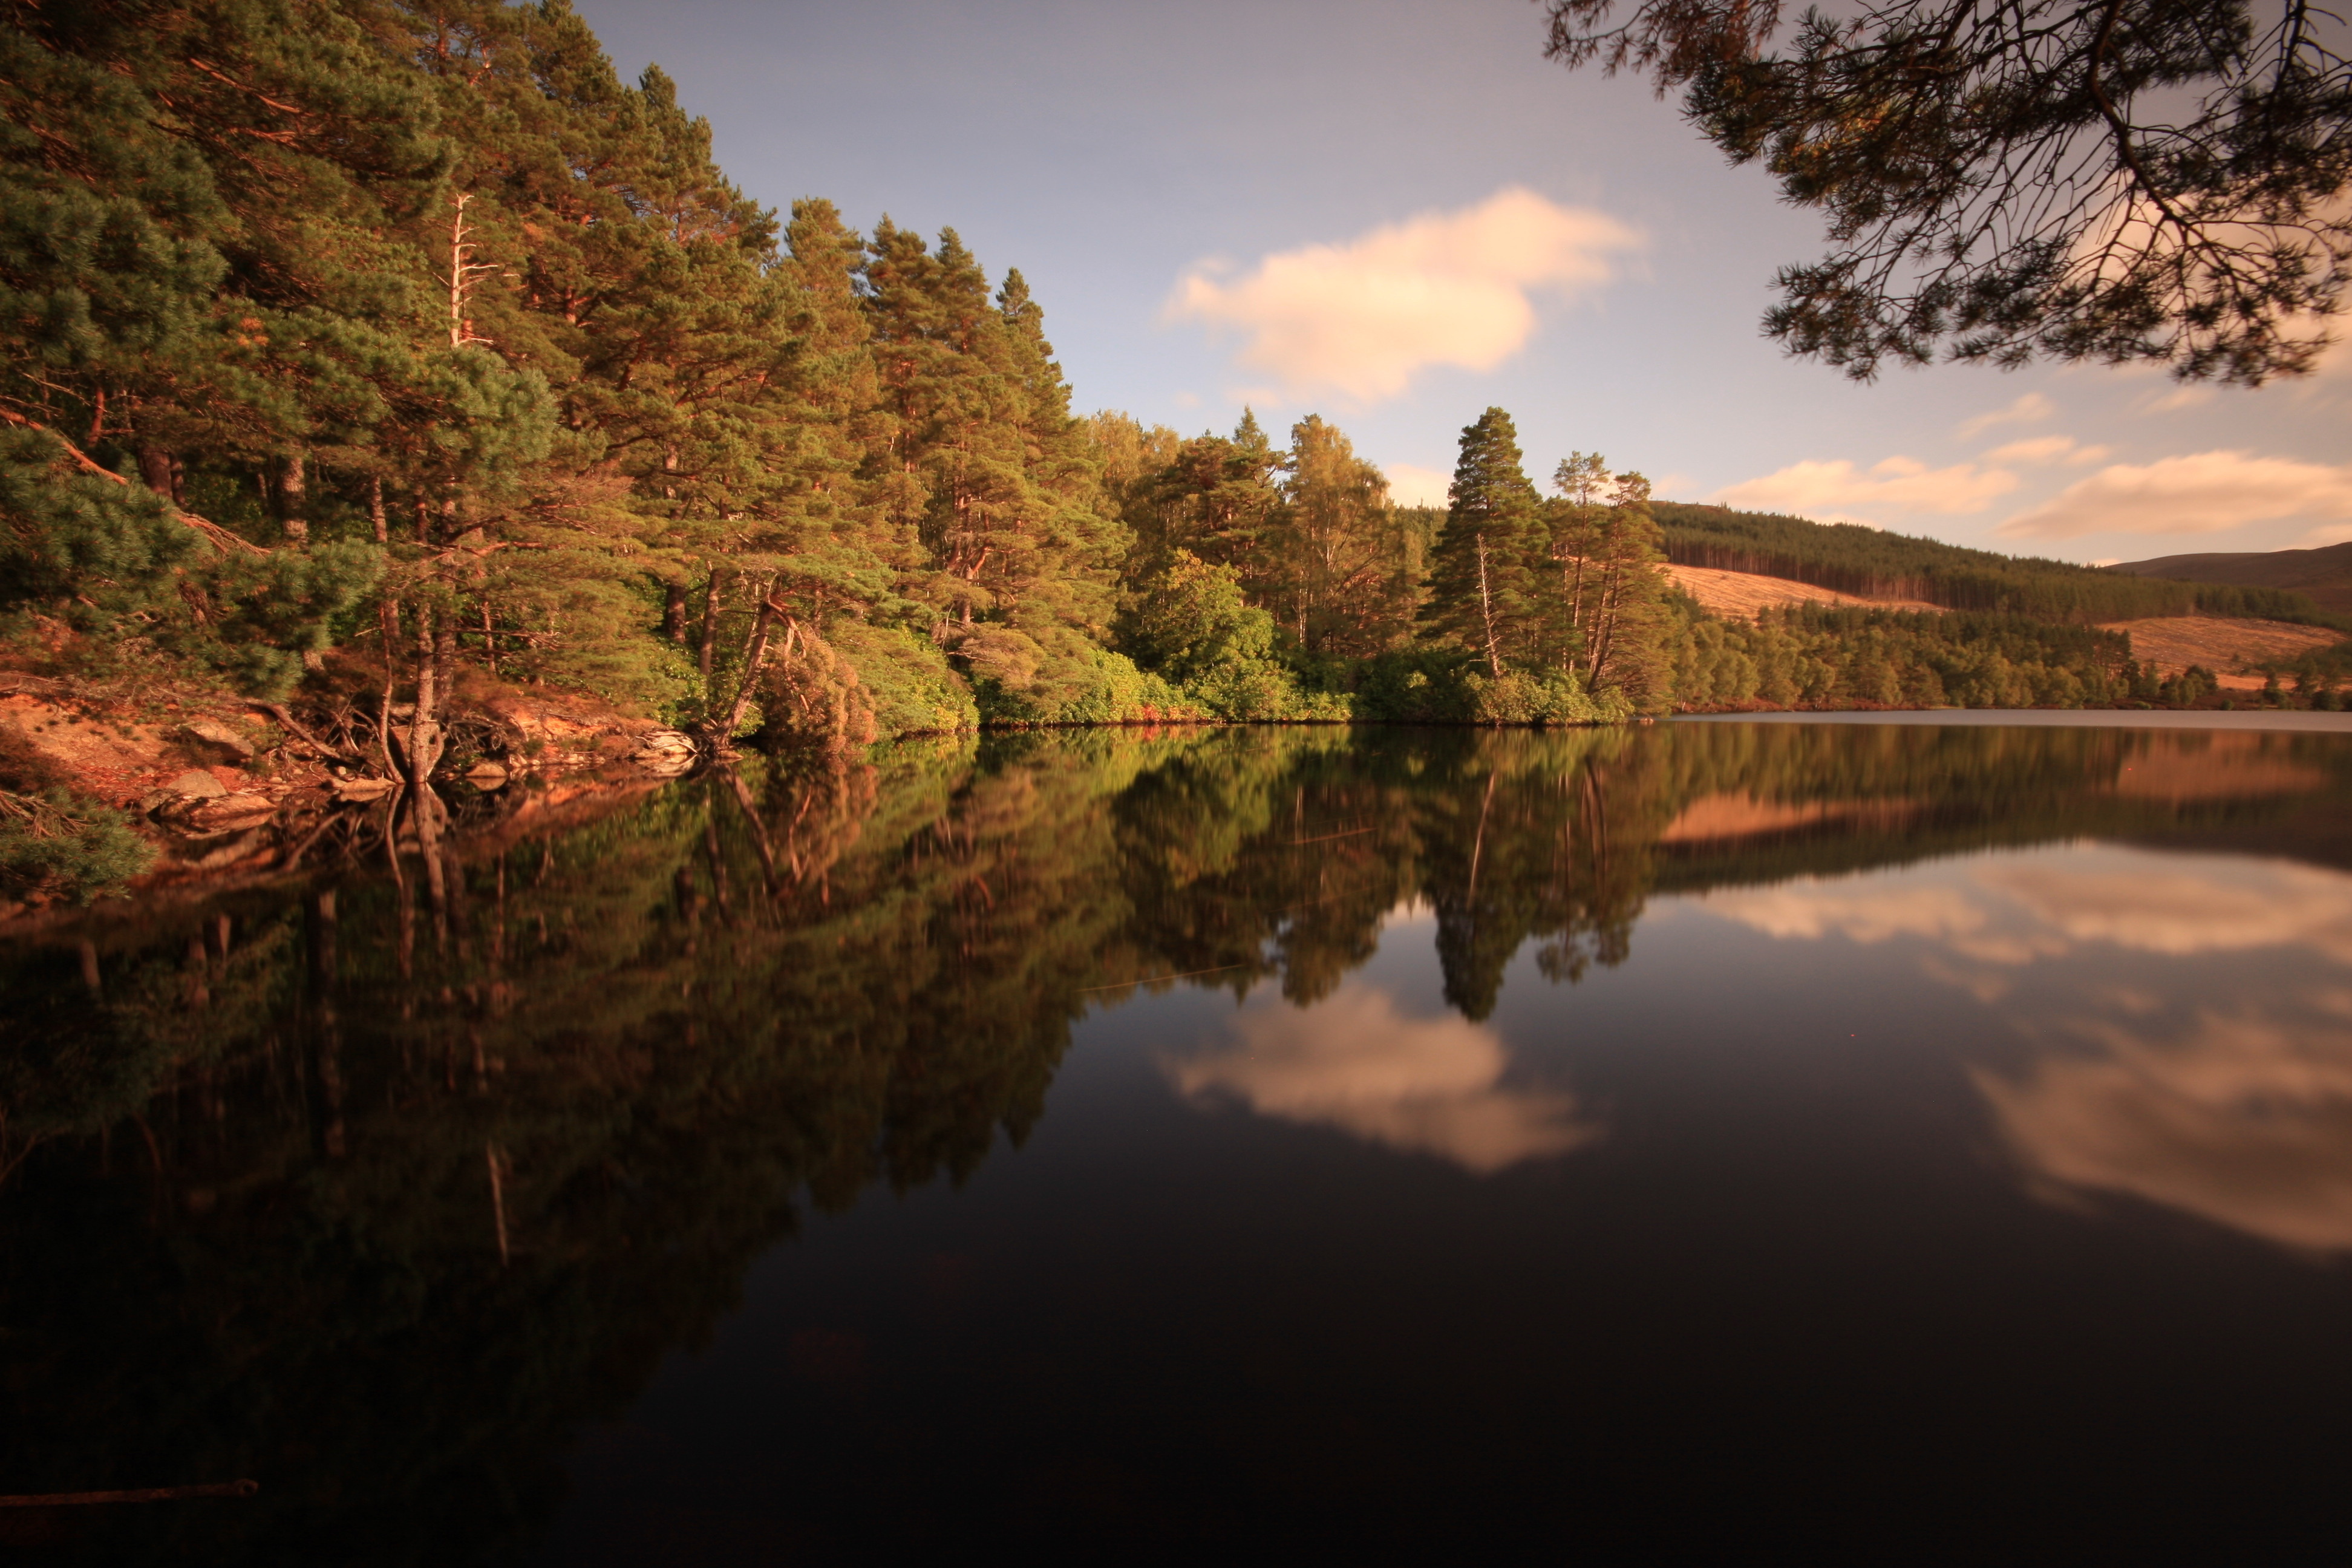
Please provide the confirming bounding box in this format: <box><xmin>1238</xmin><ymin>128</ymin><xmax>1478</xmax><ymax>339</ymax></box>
<box><xmin>1673</xmin><ymin>708</ymin><xmax>2352</xmax><ymax>733</ymax></box>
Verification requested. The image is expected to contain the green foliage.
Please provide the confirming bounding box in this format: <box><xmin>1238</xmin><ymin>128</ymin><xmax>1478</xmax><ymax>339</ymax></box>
<box><xmin>828</xmin><ymin>621</ymin><xmax>977</xmax><ymax>737</ymax></box>
<box><xmin>1670</xmin><ymin>604</ymin><xmax>2141</xmax><ymax>711</ymax></box>
<box><xmin>0</xmin><ymin>789</ymin><xmax>155</xmax><ymax>904</ymax></box>
<box><xmin>0</xmin><ymin>428</ymin><xmax>197</xmax><ymax>604</ymax></box>
<box><xmin>1114</xmin><ymin>550</ymin><xmax>1342</xmax><ymax>722</ymax></box>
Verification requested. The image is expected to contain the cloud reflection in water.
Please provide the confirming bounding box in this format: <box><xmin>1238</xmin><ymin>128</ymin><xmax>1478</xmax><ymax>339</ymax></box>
<box><xmin>1697</xmin><ymin>849</ymin><xmax>2352</xmax><ymax>1252</ymax></box>
<box><xmin>1169</xmin><ymin>982</ymin><xmax>1598</xmax><ymax>1174</ymax></box>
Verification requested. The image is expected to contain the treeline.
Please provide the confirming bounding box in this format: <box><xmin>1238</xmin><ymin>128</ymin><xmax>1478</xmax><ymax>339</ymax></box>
<box><xmin>1656</xmin><ymin>503</ymin><xmax>2350</xmax><ymax>629</ymax></box>
<box><xmin>1673</xmin><ymin>606</ymin><xmax>2224</xmax><ymax>712</ymax></box>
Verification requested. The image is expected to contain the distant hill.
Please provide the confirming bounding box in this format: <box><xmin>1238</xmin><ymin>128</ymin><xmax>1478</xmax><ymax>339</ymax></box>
<box><xmin>2108</xmin><ymin>542</ymin><xmax>2352</xmax><ymax>615</ymax></box>
<box><xmin>1653</xmin><ymin>502</ymin><xmax>2348</xmax><ymax>629</ymax></box>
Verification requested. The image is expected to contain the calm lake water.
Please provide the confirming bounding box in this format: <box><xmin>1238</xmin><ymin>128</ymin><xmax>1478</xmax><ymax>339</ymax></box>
<box><xmin>6</xmin><ymin>719</ymin><xmax>2352</xmax><ymax>1562</ymax></box>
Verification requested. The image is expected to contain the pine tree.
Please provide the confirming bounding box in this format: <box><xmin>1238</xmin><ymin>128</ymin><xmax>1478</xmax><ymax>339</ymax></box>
<box><xmin>1421</xmin><ymin>408</ymin><xmax>1544</xmax><ymax>674</ymax></box>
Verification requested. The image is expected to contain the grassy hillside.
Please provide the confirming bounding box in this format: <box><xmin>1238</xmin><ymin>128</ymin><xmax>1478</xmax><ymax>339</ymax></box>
<box><xmin>2110</xmin><ymin>541</ymin><xmax>2352</xmax><ymax>615</ymax></box>
<box><xmin>1654</xmin><ymin>503</ymin><xmax>2349</xmax><ymax>629</ymax></box>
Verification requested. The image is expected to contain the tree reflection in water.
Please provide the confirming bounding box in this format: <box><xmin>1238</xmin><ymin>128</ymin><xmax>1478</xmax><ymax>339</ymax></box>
<box><xmin>1</xmin><ymin>720</ymin><xmax>2347</xmax><ymax>1562</ymax></box>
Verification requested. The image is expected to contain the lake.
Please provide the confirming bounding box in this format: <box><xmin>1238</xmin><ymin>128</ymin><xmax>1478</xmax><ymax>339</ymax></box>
<box><xmin>5</xmin><ymin>717</ymin><xmax>2351</xmax><ymax>1561</ymax></box>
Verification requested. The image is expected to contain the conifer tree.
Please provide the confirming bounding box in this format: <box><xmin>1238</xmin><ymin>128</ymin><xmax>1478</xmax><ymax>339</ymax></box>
<box><xmin>1422</xmin><ymin>408</ymin><xmax>1544</xmax><ymax>674</ymax></box>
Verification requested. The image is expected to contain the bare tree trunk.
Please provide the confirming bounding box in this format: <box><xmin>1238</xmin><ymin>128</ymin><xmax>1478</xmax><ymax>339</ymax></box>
<box><xmin>368</xmin><ymin>475</ymin><xmax>388</xmax><ymax>544</ymax></box>
<box><xmin>714</xmin><ymin>594</ymin><xmax>789</xmax><ymax>743</ymax></box>
<box><xmin>1475</xmin><ymin>533</ymin><xmax>1504</xmax><ymax>678</ymax></box>
<box><xmin>409</xmin><ymin>601</ymin><xmax>443</xmax><ymax>792</ymax></box>
<box><xmin>1586</xmin><ymin>566</ymin><xmax>1623</xmax><ymax>685</ymax></box>
<box><xmin>376</xmin><ymin>598</ymin><xmax>401</xmax><ymax>775</ymax></box>
<box><xmin>279</xmin><ymin>451</ymin><xmax>309</xmax><ymax>543</ymax></box>
<box><xmin>661</xmin><ymin>581</ymin><xmax>688</xmax><ymax>643</ymax></box>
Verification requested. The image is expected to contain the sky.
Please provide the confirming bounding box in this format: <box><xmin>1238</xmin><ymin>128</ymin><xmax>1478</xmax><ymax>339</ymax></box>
<box><xmin>575</xmin><ymin>0</ymin><xmax>2352</xmax><ymax>564</ymax></box>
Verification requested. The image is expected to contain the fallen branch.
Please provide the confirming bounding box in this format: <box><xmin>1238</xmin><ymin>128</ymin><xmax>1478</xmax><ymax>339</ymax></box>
<box><xmin>243</xmin><ymin>699</ymin><xmax>359</xmax><ymax>761</ymax></box>
<box><xmin>0</xmin><ymin>410</ymin><xmax>269</xmax><ymax>557</ymax></box>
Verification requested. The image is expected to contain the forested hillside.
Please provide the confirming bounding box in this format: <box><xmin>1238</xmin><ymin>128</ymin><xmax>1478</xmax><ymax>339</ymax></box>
<box><xmin>2110</xmin><ymin>542</ymin><xmax>2352</xmax><ymax>616</ymax></box>
<box><xmin>1656</xmin><ymin>504</ymin><xmax>2348</xmax><ymax>628</ymax></box>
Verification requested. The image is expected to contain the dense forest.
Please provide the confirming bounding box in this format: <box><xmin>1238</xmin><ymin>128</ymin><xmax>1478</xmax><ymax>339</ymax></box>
<box><xmin>5</xmin><ymin>719</ymin><xmax>2348</xmax><ymax>1561</ymax></box>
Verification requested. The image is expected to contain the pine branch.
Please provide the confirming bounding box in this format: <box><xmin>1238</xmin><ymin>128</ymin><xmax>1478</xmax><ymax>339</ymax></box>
<box><xmin>0</xmin><ymin>410</ymin><xmax>269</xmax><ymax>557</ymax></box>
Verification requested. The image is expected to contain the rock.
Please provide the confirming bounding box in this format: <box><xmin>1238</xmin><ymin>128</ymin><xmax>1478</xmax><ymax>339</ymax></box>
<box><xmin>178</xmin><ymin>717</ymin><xmax>255</xmax><ymax>761</ymax></box>
<box><xmin>166</xmin><ymin>769</ymin><xmax>229</xmax><ymax>799</ymax></box>
<box><xmin>185</xmin><ymin>792</ymin><xmax>277</xmax><ymax>832</ymax></box>
<box><xmin>632</xmin><ymin>728</ymin><xmax>697</xmax><ymax>758</ymax></box>
<box><xmin>333</xmin><ymin>776</ymin><xmax>399</xmax><ymax>803</ymax></box>
<box><xmin>465</xmin><ymin>762</ymin><xmax>509</xmax><ymax>788</ymax></box>
<box><xmin>630</xmin><ymin>728</ymin><xmax>698</xmax><ymax>775</ymax></box>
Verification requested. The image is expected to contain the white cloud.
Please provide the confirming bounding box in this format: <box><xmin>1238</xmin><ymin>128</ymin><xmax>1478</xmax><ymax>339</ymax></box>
<box><xmin>1711</xmin><ymin>456</ymin><xmax>2017</xmax><ymax>520</ymax></box>
<box><xmin>1981</xmin><ymin>435</ymin><xmax>2112</xmax><ymax>467</ymax></box>
<box><xmin>2140</xmin><ymin>385</ymin><xmax>2216</xmax><ymax>414</ymax></box>
<box><xmin>1164</xmin><ymin>188</ymin><xmax>1642</xmax><ymax>402</ymax></box>
<box><xmin>1994</xmin><ymin>450</ymin><xmax>2352</xmax><ymax>540</ymax></box>
<box><xmin>1384</xmin><ymin>462</ymin><xmax>1452</xmax><ymax>509</ymax></box>
<box><xmin>1956</xmin><ymin>392</ymin><xmax>2055</xmax><ymax>439</ymax></box>
<box><xmin>1168</xmin><ymin>982</ymin><xmax>1599</xmax><ymax>1173</ymax></box>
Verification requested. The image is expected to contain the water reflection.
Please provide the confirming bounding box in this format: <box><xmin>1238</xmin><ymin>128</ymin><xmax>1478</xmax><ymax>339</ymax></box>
<box><xmin>1696</xmin><ymin>844</ymin><xmax>2352</xmax><ymax>1249</ymax></box>
<box><xmin>1976</xmin><ymin>1001</ymin><xmax>2352</xmax><ymax>1252</ymax></box>
<box><xmin>1</xmin><ymin>719</ymin><xmax>2348</xmax><ymax>1561</ymax></box>
<box><xmin>1169</xmin><ymin>971</ymin><xmax>1598</xmax><ymax>1172</ymax></box>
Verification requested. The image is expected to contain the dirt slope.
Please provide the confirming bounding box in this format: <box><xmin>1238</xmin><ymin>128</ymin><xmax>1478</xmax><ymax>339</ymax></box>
<box><xmin>1665</xmin><ymin>564</ymin><xmax>1941</xmax><ymax>619</ymax></box>
<box><xmin>2098</xmin><ymin>615</ymin><xmax>2345</xmax><ymax>690</ymax></box>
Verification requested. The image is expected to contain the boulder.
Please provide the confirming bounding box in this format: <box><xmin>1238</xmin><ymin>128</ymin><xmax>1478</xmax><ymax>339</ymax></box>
<box><xmin>185</xmin><ymin>792</ymin><xmax>277</xmax><ymax>832</ymax></box>
<box><xmin>178</xmin><ymin>717</ymin><xmax>255</xmax><ymax>762</ymax></box>
<box><xmin>332</xmin><ymin>777</ymin><xmax>399</xmax><ymax>803</ymax></box>
<box><xmin>165</xmin><ymin>769</ymin><xmax>229</xmax><ymax>799</ymax></box>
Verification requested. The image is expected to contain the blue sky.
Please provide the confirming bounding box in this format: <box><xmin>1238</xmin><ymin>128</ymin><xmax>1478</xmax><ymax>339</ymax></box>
<box><xmin>577</xmin><ymin>0</ymin><xmax>2352</xmax><ymax>562</ymax></box>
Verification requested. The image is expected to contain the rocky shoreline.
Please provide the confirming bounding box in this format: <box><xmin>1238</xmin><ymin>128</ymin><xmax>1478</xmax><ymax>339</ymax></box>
<box><xmin>0</xmin><ymin>679</ymin><xmax>700</xmax><ymax>928</ymax></box>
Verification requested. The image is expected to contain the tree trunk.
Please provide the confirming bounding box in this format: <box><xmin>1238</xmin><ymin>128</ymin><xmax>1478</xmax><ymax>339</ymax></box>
<box><xmin>697</xmin><ymin>570</ymin><xmax>722</xmax><ymax>681</ymax></box>
<box><xmin>408</xmin><ymin>602</ymin><xmax>443</xmax><ymax>792</ymax></box>
<box><xmin>1587</xmin><ymin>566</ymin><xmax>1623</xmax><ymax>685</ymax></box>
<box><xmin>137</xmin><ymin>446</ymin><xmax>175</xmax><ymax>500</ymax></box>
<box><xmin>714</xmin><ymin>593</ymin><xmax>788</xmax><ymax>743</ymax></box>
<box><xmin>369</xmin><ymin>475</ymin><xmax>388</xmax><ymax>543</ymax></box>
<box><xmin>1475</xmin><ymin>533</ymin><xmax>1504</xmax><ymax>678</ymax></box>
<box><xmin>279</xmin><ymin>451</ymin><xmax>309</xmax><ymax>543</ymax></box>
<box><xmin>662</xmin><ymin>581</ymin><xmax>689</xmax><ymax>643</ymax></box>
